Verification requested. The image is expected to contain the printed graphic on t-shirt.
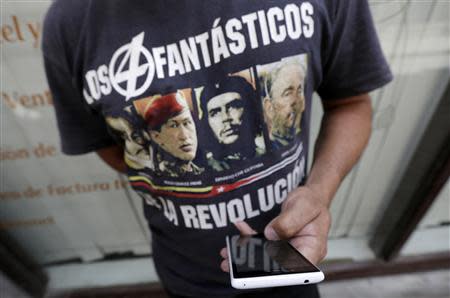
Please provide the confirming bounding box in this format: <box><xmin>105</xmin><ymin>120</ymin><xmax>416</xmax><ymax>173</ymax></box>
<box><xmin>81</xmin><ymin>2</ymin><xmax>315</xmax><ymax>104</ymax></box>
<box><xmin>104</xmin><ymin>53</ymin><xmax>308</xmax><ymax>198</ymax></box>
<box><xmin>76</xmin><ymin>0</ymin><xmax>316</xmax><ymax>200</ymax></box>
<box><xmin>132</xmin><ymin>91</ymin><xmax>203</xmax><ymax>177</ymax></box>
<box><xmin>105</xmin><ymin>115</ymin><xmax>151</xmax><ymax>170</ymax></box>
<box><xmin>193</xmin><ymin>69</ymin><xmax>266</xmax><ymax>172</ymax></box>
<box><xmin>258</xmin><ymin>55</ymin><xmax>307</xmax><ymax>150</ymax></box>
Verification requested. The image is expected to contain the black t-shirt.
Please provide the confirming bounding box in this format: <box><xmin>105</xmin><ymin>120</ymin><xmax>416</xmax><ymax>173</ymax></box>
<box><xmin>43</xmin><ymin>0</ymin><xmax>392</xmax><ymax>296</ymax></box>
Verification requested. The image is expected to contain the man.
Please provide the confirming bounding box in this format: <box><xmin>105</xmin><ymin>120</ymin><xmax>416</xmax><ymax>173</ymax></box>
<box><xmin>137</xmin><ymin>93</ymin><xmax>203</xmax><ymax>177</ymax></box>
<box><xmin>262</xmin><ymin>58</ymin><xmax>306</xmax><ymax>149</ymax></box>
<box><xmin>105</xmin><ymin>116</ymin><xmax>150</xmax><ymax>170</ymax></box>
<box><xmin>43</xmin><ymin>1</ymin><xmax>392</xmax><ymax>297</ymax></box>
<box><xmin>206</xmin><ymin>89</ymin><xmax>244</xmax><ymax>145</ymax></box>
<box><xmin>199</xmin><ymin>76</ymin><xmax>263</xmax><ymax>171</ymax></box>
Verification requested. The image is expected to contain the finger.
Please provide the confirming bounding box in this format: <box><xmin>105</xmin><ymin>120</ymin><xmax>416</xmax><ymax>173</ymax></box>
<box><xmin>265</xmin><ymin>199</ymin><xmax>320</xmax><ymax>240</ymax></box>
<box><xmin>220</xmin><ymin>247</ymin><xmax>228</xmax><ymax>259</ymax></box>
<box><xmin>234</xmin><ymin>221</ymin><xmax>257</xmax><ymax>235</ymax></box>
<box><xmin>264</xmin><ymin>225</ymin><xmax>280</xmax><ymax>240</ymax></box>
<box><xmin>220</xmin><ymin>259</ymin><xmax>230</xmax><ymax>272</ymax></box>
<box><xmin>287</xmin><ymin>212</ymin><xmax>330</xmax><ymax>265</ymax></box>
<box><xmin>290</xmin><ymin>235</ymin><xmax>328</xmax><ymax>265</ymax></box>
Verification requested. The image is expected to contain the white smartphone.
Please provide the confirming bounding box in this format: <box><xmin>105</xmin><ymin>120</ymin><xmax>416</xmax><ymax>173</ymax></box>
<box><xmin>226</xmin><ymin>234</ymin><xmax>325</xmax><ymax>289</ymax></box>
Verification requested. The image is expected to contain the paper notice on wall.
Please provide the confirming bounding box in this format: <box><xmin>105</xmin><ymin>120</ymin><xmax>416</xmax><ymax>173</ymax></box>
<box><xmin>1</xmin><ymin>2</ymin><xmax>151</xmax><ymax>265</ymax></box>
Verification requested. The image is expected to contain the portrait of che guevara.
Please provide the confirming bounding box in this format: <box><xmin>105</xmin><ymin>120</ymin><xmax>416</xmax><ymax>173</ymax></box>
<box><xmin>197</xmin><ymin>75</ymin><xmax>265</xmax><ymax>172</ymax></box>
<box><xmin>133</xmin><ymin>92</ymin><xmax>203</xmax><ymax>177</ymax></box>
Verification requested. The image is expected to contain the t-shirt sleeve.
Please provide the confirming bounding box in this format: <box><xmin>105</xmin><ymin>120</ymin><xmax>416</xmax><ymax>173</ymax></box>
<box><xmin>317</xmin><ymin>0</ymin><xmax>393</xmax><ymax>100</ymax></box>
<box><xmin>42</xmin><ymin>1</ymin><xmax>116</xmax><ymax>155</ymax></box>
<box><xmin>43</xmin><ymin>58</ymin><xmax>117</xmax><ymax>155</ymax></box>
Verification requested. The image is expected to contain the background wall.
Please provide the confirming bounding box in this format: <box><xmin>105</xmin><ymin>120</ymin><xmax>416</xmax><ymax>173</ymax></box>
<box><xmin>1</xmin><ymin>1</ymin><xmax>151</xmax><ymax>265</ymax></box>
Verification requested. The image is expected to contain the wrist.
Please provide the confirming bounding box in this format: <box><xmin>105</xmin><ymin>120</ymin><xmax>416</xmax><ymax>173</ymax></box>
<box><xmin>305</xmin><ymin>160</ymin><xmax>345</xmax><ymax>207</ymax></box>
<box><xmin>305</xmin><ymin>173</ymin><xmax>341</xmax><ymax>208</ymax></box>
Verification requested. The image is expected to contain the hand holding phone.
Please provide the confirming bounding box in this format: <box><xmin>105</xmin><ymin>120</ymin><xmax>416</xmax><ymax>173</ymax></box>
<box><xmin>226</xmin><ymin>234</ymin><xmax>324</xmax><ymax>289</ymax></box>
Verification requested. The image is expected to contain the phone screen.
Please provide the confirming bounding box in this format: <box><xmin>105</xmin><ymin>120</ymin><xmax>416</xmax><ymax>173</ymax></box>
<box><xmin>228</xmin><ymin>234</ymin><xmax>320</xmax><ymax>278</ymax></box>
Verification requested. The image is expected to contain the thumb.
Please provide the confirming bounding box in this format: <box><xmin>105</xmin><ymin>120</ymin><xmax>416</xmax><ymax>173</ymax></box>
<box><xmin>264</xmin><ymin>218</ymin><xmax>281</xmax><ymax>240</ymax></box>
<box><xmin>234</xmin><ymin>221</ymin><xmax>257</xmax><ymax>235</ymax></box>
<box><xmin>264</xmin><ymin>200</ymin><xmax>316</xmax><ymax>240</ymax></box>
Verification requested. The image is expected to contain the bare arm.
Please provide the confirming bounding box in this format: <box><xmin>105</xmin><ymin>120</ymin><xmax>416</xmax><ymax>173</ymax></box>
<box><xmin>263</xmin><ymin>92</ymin><xmax>372</xmax><ymax>264</ymax></box>
<box><xmin>96</xmin><ymin>145</ymin><xmax>127</xmax><ymax>173</ymax></box>
<box><xmin>306</xmin><ymin>93</ymin><xmax>372</xmax><ymax>206</ymax></box>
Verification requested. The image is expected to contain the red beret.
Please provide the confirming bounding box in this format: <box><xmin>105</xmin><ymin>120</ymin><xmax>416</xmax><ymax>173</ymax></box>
<box><xmin>143</xmin><ymin>93</ymin><xmax>185</xmax><ymax>130</ymax></box>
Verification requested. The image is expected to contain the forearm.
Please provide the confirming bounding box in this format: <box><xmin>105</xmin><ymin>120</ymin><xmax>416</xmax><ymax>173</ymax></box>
<box><xmin>306</xmin><ymin>93</ymin><xmax>372</xmax><ymax>207</ymax></box>
<box><xmin>96</xmin><ymin>145</ymin><xmax>127</xmax><ymax>173</ymax></box>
